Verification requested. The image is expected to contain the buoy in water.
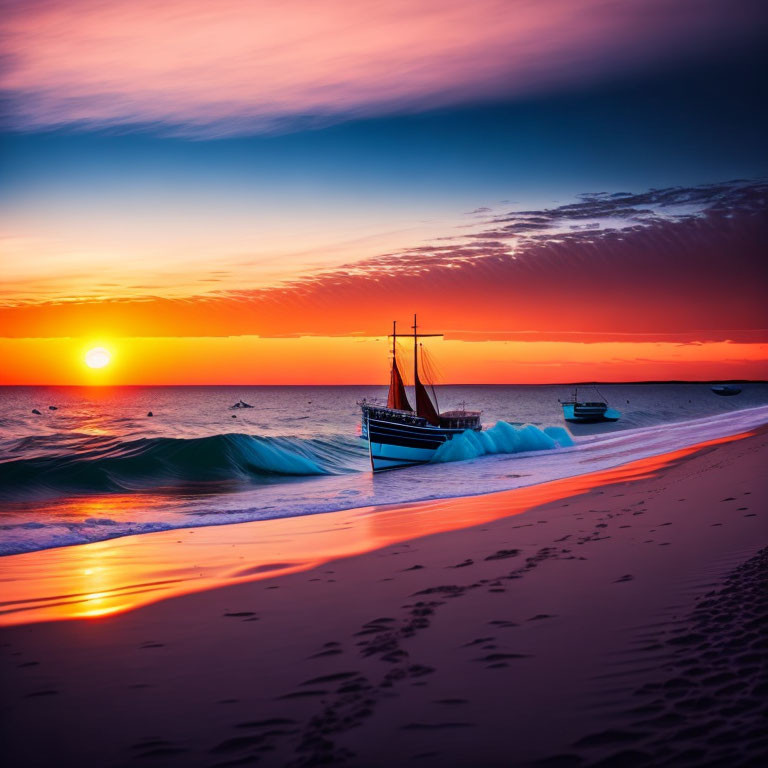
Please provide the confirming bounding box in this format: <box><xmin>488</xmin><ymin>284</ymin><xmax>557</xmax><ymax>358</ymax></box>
<box><xmin>147</xmin><ymin>411</ymin><xmax>153</xmax><ymax>417</ymax></box>
<box><xmin>49</xmin><ymin>405</ymin><xmax>58</xmax><ymax>410</ymax></box>
<box><xmin>31</xmin><ymin>408</ymin><xmax>41</xmax><ymax>415</ymax></box>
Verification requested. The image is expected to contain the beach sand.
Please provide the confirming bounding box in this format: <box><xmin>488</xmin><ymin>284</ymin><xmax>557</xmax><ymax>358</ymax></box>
<box><xmin>1</xmin><ymin>431</ymin><xmax>766</xmax><ymax>767</ymax></box>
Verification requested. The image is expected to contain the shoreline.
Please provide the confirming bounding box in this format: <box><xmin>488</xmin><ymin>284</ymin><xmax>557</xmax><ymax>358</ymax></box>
<box><xmin>0</xmin><ymin>429</ymin><xmax>758</xmax><ymax>627</ymax></box>
<box><xmin>3</xmin><ymin>402</ymin><xmax>768</xmax><ymax>561</ymax></box>
<box><xmin>1</xmin><ymin>429</ymin><xmax>766</xmax><ymax>766</ymax></box>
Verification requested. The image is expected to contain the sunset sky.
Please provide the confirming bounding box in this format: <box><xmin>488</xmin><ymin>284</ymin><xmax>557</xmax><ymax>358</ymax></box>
<box><xmin>1</xmin><ymin>0</ymin><xmax>767</xmax><ymax>384</ymax></box>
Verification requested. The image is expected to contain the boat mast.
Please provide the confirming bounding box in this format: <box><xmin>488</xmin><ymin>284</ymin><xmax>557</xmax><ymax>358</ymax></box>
<box><xmin>392</xmin><ymin>320</ymin><xmax>397</xmax><ymax>365</ymax></box>
<box><xmin>413</xmin><ymin>313</ymin><xmax>418</xmax><ymax>386</ymax></box>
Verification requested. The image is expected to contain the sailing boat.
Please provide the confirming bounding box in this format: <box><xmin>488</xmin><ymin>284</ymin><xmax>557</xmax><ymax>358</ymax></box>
<box><xmin>360</xmin><ymin>315</ymin><xmax>482</xmax><ymax>471</ymax></box>
<box><xmin>560</xmin><ymin>386</ymin><xmax>620</xmax><ymax>423</ymax></box>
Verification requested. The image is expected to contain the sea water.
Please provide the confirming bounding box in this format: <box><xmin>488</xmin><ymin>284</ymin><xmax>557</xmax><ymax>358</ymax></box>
<box><xmin>1</xmin><ymin>383</ymin><xmax>767</xmax><ymax>555</ymax></box>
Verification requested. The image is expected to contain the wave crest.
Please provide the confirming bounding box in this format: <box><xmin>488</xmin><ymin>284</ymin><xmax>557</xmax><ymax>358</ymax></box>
<box><xmin>432</xmin><ymin>422</ymin><xmax>573</xmax><ymax>463</ymax></box>
<box><xmin>0</xmin><ymin>432</ymin><xmax>367</xmax><ymax>499</ymax></box>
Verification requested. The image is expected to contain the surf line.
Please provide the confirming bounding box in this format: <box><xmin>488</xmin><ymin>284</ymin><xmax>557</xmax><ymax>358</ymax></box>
<box><xmin>0</xmin><ymin>428</ymin><xmax>758</xmax><ymax>628</ymax></box>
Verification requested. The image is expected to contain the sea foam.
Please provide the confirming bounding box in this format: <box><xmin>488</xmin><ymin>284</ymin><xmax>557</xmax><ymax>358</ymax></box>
<box><xmin>432</xmin><ymin>422</ymin><xmax>573</xmax><ymax>463</ymax></box>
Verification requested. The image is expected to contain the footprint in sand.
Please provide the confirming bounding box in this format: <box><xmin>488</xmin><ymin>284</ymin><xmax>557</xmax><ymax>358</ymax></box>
<box><xmin>276</xmin><ymin>690</ymin><xmax>328</xmax><ymax>700</ymax></box>
<box><xmin>484</xmin><ymin>549</ymin><xmax>520</xmax><ymax>561</ymax></box>
<box><xmin>475</xmin><ymin>652</ymin><xmax>528</xmax><ymax>663</ymax></box>
<box><xmin>301</xmin><ymin>672</ymin><xmax>358</xmax><ymax>686</ymax></box>
<box><xmin>309</xmin><ymin>648</ymin><xmax>343</xmax><ymax>658</ymax></box>
<box><xmin>463</xmin><ymin>637</ymin><xmax>495</xmax><ymax>647</ymax></box>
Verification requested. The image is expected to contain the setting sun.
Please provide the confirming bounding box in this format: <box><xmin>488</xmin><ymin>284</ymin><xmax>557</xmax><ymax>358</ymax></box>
<box><xmin>84</xmin><ymin>347</ymin><xmax>111</xmax><ymax>369</ymax></box>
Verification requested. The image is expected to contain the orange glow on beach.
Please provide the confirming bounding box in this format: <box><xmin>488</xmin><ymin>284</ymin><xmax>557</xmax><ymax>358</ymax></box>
<box><xmin>0</xmin><ymin>430</ymin><xmax>750</xmax><ymax>627</ymax></box>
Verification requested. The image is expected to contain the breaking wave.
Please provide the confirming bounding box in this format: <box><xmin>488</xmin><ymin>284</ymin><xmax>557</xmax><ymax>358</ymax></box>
<box><xmin>432</xmin><ymin>422</ymin><xmax>573</xmax><ymax>462</ymax></box>
<box><xmin>0</xmin><ymin>422</ymin><xmax>570</xmax><ymax>501</ymax></box>
<box><xmin>0</xmin><ymin>433</ymin><xmax>367</xmax><ymax>500</ymax></box>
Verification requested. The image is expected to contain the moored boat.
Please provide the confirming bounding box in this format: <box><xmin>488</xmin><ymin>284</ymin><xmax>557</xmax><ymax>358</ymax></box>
<box><xmin>360</xmin><ymin>316</ymin><xmax>482</xmax><ymax>471</ymax></box>
<box><xmin>561</xmin><ymin>387</ymin><xmax>620</xmax><ymax>423</ymax></box>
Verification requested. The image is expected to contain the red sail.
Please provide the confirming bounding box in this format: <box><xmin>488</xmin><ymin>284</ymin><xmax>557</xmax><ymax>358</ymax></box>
<box><xmin>387</xmin><ymin>359</ymin><xmax>413</xmax><ymax>412</ymax></box>
<box><xmin>415</xmin><ymin>372</ymin><xmax>440</xmax><ymax>425</ymax></box>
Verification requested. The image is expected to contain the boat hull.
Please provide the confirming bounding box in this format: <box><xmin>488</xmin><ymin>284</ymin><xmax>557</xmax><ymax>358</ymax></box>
<box><xmin>362</xmin><ymin>408</ymin><xmax>470</xmax><ymax>471</ymax></box>
<box><xmin>562</xmin><ymin>403</ymin><xmax>621</xmax><ymax>423</ymax></box>
<box><xmin>368</xmin><ymin>440</ymin><xmax>442</xmax><ymax>471</ymax></box>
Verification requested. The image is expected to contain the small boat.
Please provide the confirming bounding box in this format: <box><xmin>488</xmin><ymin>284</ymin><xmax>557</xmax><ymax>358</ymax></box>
<box><xmin>230</xmin><ymin>399</ymin><xmax>254</xmax><ymax>409</ymax></box>
<box><xmin>711</xmin><ymin>385</ymin><xmax>741</xmax><ymax>396</ymax></box>
<box><xmin>561</xmin><ymin>387</ymin><xmax>620</xmax><ymax>423</ymax></box>
<box><xmin>360</xmin><ymin>316</ymin><xmax>482</xmax><ymax>471</ymax></box>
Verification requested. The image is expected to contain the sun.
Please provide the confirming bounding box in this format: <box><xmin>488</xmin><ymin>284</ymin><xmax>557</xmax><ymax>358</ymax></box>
<box><xmin>85</xmin><ymin>347</ymin><xmax>111</xmax><ymax>369</ymax></box>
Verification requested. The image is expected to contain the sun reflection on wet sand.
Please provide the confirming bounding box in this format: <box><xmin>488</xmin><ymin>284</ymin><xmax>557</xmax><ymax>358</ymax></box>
<box><xmin>0</xmin><ymin>431</ymin><xmax>750</xmax><ymax>626</ymax></box>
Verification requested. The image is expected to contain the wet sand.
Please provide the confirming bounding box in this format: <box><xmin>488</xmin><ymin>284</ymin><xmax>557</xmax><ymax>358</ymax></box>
<box><xmin>1</xmin><ymin>430</ymin><xmax>766</xmax><ymax>767</ymax></box>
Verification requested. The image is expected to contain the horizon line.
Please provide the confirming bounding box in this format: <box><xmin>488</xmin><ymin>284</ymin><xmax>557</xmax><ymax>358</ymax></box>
<box><xmin>1</xmin><ymin>380</ymin><xmax>765</xmax><ymax>388</ymax></box>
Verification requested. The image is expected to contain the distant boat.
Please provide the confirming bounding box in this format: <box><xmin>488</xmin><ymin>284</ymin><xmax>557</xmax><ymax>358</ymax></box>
<box><xmin>360</xmin><ymin>315</ymin><xmax>482</xmax><ymax>472</ymax></box>
<box><xmin>711</xmin><ymin>385</ymin><xmax>741</xmax><ymax>396</ymax></box>
<box><xmin>230</xmin><ymin>399</ymin><xmax>254</xmax><ymax>409</ymax></box>
<box><xmin>561</xmin><ymin>387</ymin><xmax>620</xmax><ymax>423</ymax></box>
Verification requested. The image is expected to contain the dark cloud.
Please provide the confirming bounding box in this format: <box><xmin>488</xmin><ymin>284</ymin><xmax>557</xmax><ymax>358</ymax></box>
<box><xmin>2</xmin><ymin>179</ymin><xmax>767</xmax><ymax>343</ymax></box>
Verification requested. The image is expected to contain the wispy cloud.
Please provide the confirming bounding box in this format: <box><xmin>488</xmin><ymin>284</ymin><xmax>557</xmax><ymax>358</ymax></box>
<box><xmin>2</xmin><ymin>179</ymin><xmax>766</xmax><ymax>343</ymax></box>
<box><xmin>1</xmin><ymin>0</ymin><xmax>765</xmax><ymax>136</ymax></box>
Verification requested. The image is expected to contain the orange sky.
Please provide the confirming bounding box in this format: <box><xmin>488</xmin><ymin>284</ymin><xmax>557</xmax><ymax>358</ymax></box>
<box><xmin>1</xmin><ymin>336</ymin><xmax>766</xmax><ymax>385</ymax></box>
<box><xmin>2</xmin><ymin>192</ymin><xmax>766</xmax><ymax>385</ymax></box>
<box><xmin>1</xmin><ymin>2</ymin><xmax>766</xmax><ymax>386</ymax></box>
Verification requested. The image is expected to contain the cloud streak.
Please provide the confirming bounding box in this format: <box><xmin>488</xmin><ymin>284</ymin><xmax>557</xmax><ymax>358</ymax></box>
<box><xmin>2</xmin><ymin>0</ymin><xmax>765</xmax><ymax>135</ymax></box>
<box><xmin>2</xmin><ymin>179</ymin><xmax>766</xmax><ymax>344</ymax></box>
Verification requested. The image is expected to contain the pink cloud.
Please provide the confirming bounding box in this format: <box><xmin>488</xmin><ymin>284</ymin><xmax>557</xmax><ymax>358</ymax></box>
<box><xmin>2</xmin><ymin>180</ymin><xmax>767</xmax><ymax>340</ymax></box>
<box><xmin>1</xmin><ymin>0</ymin><xmax>762</xmax><ymax>135</ymax></box>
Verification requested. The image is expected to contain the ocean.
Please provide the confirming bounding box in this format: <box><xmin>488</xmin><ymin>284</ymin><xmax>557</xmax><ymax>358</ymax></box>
<box><xmin>1</xmin><ymin>383</ymin><xmax>767</xmax><ymax>556</ymax></box>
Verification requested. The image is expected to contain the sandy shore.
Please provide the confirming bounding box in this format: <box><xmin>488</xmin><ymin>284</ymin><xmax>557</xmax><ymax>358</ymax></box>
<box><xmin>1</xmin><ymin>430</ymin><xmax>766</xmax><ymax>767</ymax></box>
